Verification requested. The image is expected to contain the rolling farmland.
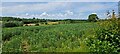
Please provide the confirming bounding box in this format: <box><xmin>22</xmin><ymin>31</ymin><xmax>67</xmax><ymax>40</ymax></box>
<box><xmin>2</xmin><ymin>22</ymin><xmax>99</xmax><ymax>52</ymax></box>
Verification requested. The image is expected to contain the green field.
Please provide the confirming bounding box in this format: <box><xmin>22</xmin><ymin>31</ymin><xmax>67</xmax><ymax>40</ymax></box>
<box><xmin>2</xmin><ymin>22</ymin><xmax>100</xmax><ymax>52</ymax></box>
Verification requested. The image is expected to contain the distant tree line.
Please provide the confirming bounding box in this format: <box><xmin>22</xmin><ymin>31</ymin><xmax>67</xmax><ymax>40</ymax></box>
<box><xmin>1</xmin><ymin>16</ymin><xmax>100</xmax><ymax>27</ymax></box>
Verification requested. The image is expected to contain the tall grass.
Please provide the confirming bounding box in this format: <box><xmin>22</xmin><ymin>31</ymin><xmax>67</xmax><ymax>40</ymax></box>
<box><xmin>2</xmin><ymin>23</ymin><xmax>99</xmax><ymax>52</ymax></box>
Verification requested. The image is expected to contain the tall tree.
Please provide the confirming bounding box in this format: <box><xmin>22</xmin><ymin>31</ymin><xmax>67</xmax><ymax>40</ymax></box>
<box><xmin>88</xmin><ymin>14</ymin><xmax>99</xmax><ymax>22</ymax></box>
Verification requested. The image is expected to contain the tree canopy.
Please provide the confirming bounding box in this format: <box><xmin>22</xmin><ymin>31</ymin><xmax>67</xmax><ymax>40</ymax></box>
<box><xmin>88</xmin><ymin>14</ymin><xmax>99</xmax><ymax>22</ymax></box>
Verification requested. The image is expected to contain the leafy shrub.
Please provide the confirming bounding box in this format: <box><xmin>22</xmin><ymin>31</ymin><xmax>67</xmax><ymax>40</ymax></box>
<box><xmin>3</xmin><ymin>21</ymin><xmax>23</xmax><ymax>27</ymax></box>
<box><xmin>86</xmin><ymin>19</ymin><xmax>120</xmax><ymax>53</ymax></box>
<box><xmin>3</xmin><ymin>22</ymin><xmax>17</xmax><ymax>27</ymax></box>
<box><xmin>45</xmin><ymin>22</ymin><xmax>48</xmax><ymax>25</ymax></box>
<box><xmin>2</xmin><ymin>28</ymin><xmax>22</xmax><ymax>41</ymax></box>
<box><xmin>88</xmin><ymin>14</ymin><xmax>99</xmax><ymax>22</ymax></box>
<box><xmin>35</xmin><ymin>23</ymin><xmax>39</xmax><ymax>26</ymax></box>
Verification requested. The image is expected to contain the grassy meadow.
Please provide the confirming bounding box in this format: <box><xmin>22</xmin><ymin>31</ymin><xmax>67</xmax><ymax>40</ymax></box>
<box><xmin>1</xmin><ymin>2</ymin><xmax>120</xmax><ymax>53</ymax></box>
<box><xmin>2</xmin><ymin>22</ymin><xmax>101</xmax><ymax>52</ymax></box>
<box><xmin>1</xmin><ymin>17</ymin><xmax>120</xmax><ymax>53</ymax></box>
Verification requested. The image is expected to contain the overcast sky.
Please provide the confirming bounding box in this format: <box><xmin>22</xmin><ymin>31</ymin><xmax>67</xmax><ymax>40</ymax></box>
<box><xmin>1</xmin><ymin>2</ymin><xmax>118</xmax><ymax>19</ymax></box>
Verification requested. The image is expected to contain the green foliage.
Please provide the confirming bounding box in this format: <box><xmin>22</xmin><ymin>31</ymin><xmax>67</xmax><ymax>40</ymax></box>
<box><xmin>2</xmin><ymin>28</ymin><xmax>22</xmax><ymax>41</ymax></box>
<box><xmin>2</xmin><ymin>21</ymin><xmax>23</xmax><ymax>27</ymax></box>
<box><xmin>2</xmin><ymin>23</ymin><xmax>98</xmax><ymax>52</ymax></box>
<box><xmin>1</xmin><ymin>17</ymin><xmax>88</xmax><ymax>25</ymax></box>
<box><xmin>4</xmin><ymin>22</ymin><xmax>17</xmax><ymax>27</ymax></box>
<box><xmin>45</xmin><ymin>22</ymin><xmax>48</xmax><ymax>25</ymax></box>
<box><xmin>86</xmin><ymin>19</ymin><xmax>120</xmax><ymax>53</ymax></box>
<box><xmin>88</xmin><ymin>14</ymin><xmax>99</xmax><ymax>22</ymax></box>
<box><xmin>35</xmin><ymin>23</ymin><xmax>39</xmax><ymax>26</ymax></box>
<box><xmin>2</xmin><ymin>17</ymin><xmax>22</xmax><ymax>21</ymax></box>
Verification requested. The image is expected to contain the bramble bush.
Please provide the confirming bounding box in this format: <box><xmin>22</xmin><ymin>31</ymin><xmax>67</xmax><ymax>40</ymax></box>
<box><xmin>86</xmin><ymin>18</ymin><xmax>120</xmax><ymax>53</ymax></box>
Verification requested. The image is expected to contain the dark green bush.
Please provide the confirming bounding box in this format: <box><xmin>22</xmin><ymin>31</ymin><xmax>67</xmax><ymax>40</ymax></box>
<box><xmin>3</xmin><ymin>21</ymin><xmax>23</xmax><ymax>27</ymax></box>
<box><xmin>35</xmin><ymin>23</ymin><xmax>39</xmax><ymax>26</ymax></box>
<box><xmin>4</xmin><ymin>22</ymin><xmax>17</xmax><ymax>27</ymax></box>
<box><xmin>2</xmin><ymin>28</ymin><xmax>22</xmax><ymax>41</ymax></box>
<box><xmin>88</xmin><ymin>14</ymin><xmax>99</xmax><ymax>22</ymax></box>
<box><xmin>45</xmin><ymin>22</ymin><xmax>48</xmax><ymax>25</ymax></box>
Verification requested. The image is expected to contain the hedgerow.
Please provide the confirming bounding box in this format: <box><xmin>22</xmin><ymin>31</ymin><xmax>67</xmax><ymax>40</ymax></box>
<box><xmin>86</xmin><ymin>19</ymin><xmax>120</xmax><ymax>53</ymax></box>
